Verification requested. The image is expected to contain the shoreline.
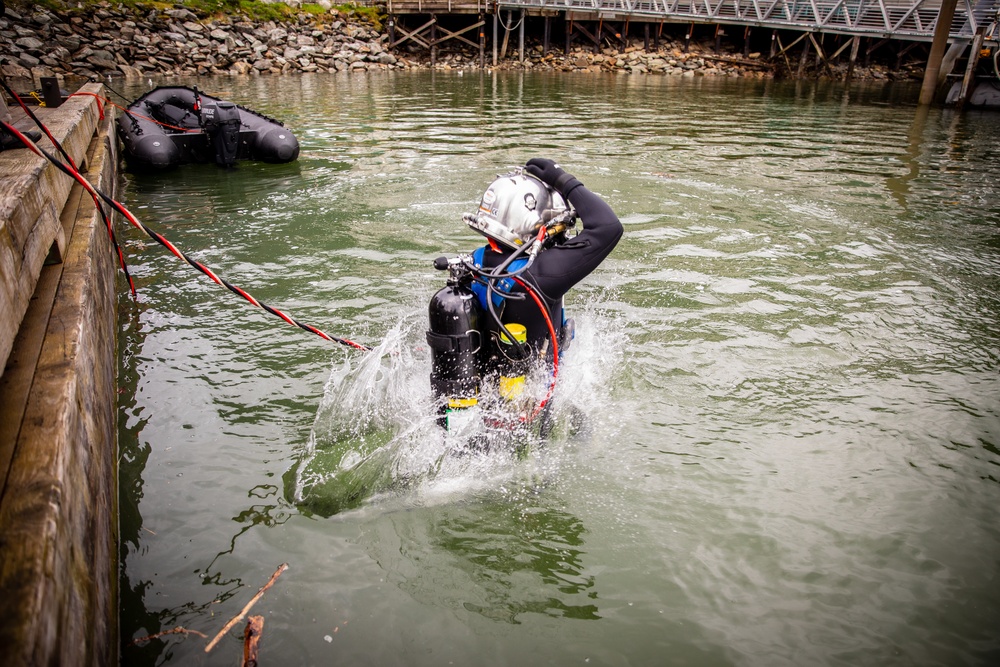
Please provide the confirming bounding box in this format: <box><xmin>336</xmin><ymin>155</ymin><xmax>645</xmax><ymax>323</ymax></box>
<box><xmin>1</xmin><ymin>2</ymin><xmax>922</xmax><ymax>92</ymax></box>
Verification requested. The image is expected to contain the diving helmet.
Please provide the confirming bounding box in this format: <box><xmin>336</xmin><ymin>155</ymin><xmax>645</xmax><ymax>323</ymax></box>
<box><xmin>464</xmin><ymin>170</ymin><xmax>572</xmax><ymax>249</ymax></box>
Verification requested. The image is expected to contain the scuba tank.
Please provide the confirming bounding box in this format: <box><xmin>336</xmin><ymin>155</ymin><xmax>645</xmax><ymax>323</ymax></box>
<box><xmin>426</xmin><ymin>256</ymin><xmax>484</xmax><ymax>430</ymax></box>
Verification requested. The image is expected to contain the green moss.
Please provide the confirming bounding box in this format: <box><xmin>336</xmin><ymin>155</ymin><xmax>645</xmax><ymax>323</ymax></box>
<box><xmin>333</xmin><ymin>3</ymin><xmax>384</xmax><ymax>30</ymax></box>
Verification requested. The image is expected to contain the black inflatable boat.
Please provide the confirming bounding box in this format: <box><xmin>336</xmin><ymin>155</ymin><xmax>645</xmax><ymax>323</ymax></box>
<box><xmin>116</xmin><ymin>86</ymin><xmax>300</xmax><ymax>169</ymax></box>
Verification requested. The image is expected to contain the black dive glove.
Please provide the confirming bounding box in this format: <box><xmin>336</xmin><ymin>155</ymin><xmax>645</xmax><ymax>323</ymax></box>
<box><xmin>524</xmin><ymin>158</ymin><xmax>584</xmax><ymax>199</ymax></box>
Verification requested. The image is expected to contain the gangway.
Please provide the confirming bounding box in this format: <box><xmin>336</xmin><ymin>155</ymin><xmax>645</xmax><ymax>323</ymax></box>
<box><xmin>493</xmin><ymin>0</ymin><xmax>1000</xmax><ymax>42</ymax></box>
<box><xmin>384</xmin><ymin>0</ymin><xmax>1000</xmax><ymax>98</ymax></box>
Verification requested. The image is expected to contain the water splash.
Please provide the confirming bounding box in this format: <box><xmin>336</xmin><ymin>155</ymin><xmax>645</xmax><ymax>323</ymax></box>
<box><xmin>289</xmin><ymin>303</ymin><xmax>629</xmax><ymax>517</ymax></box>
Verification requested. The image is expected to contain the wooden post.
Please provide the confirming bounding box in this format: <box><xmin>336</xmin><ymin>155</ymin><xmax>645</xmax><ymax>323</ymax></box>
<box><xmin>518</xmin><ymin>10</ymin><xmax>525</xmax><ymax>63</ymax></box>
<box><xmin>595</xmin><ymin>19</ymin><xmax>602</xmax><ymax>55</ymax></box>
<box><xmin>809</xmin><ymin>33</ymin><xmax>832</xmax><ymax>76</ymax></box>
<box><xmin>919</xmin><ymin>0</ymin><xmax>960</xmax><ymax>104</ymax></box>
<box><xmin>715</xmin><ymin>24</ymin><xmax>722</xmax><ymax>52</ymax></box>
<box><xmin>479</xmin><ymin>13</ymin><xmax>485</xmax><ymax>68</ymax></box>
<box><xmin>846</xmin><ymin>35</ymin><xmax>861</xmax><ymax>81</ymax></box>
<box><xmin>770</xmin><ymin>30</ymin><xmax>777</xmax><ymax>58</ymax></box>
<box><xmin>744</xmin><ymin>27</ymin><xmax>751</xmax><ymax>58</ymax></box>
<box><xmin>797</xmin><ymin>35</ymin><xmax>811</xmax><ymax>78</ymax></box>
<box><xmin>644</xmin><ymin>23</ymin><xmax>650</xmax><ymax>51</ymax></box>
<box><xmin>543</xmin><ymin>15</ymin><xmax>551</xmax><ymax>55</ymax></box>
<box><xmin>956</xmin><ymin>27</ymin><xmax>987</xmax><ymax>107</ymax></box>
<box><xmin>685</xmin><ymin>22</ymin><xmax>692</xmax><ymax>52</ymax></box>
<box><xmin>500</xmin><ymin>11</ymin><xmax>510</xmax><ymax>60</ymax></box>
<box><xmin>388</xmin><ymin>15</ymin><xmax>396</xmax><ymax>51</ymax></box>
<box><xmin>565</xmin><ymin>18</ymin><xmax>571</xmax><ymax>56</ymax></box>
<box><xmin>430</xmin><ymin>18</ymin><xmax>437</xmax><ymax>67</ymax></box>
<box><xmin>493</xmin><ymin>12</ymin><xmax>498</xmax><ymax>66</ymax></box>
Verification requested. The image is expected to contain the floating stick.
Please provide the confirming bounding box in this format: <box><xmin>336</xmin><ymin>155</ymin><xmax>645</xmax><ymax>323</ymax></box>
<box><xmin>205</xmin><ymin>563</ymin><xmax>288</xmax><ymax>653</ymax></box>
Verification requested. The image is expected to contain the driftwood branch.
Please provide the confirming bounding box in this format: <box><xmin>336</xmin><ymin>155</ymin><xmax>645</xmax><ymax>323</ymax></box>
<box><xmin>243</xmin><ymin>616</ymin><xmax>265</xmax><ymax>667</ymax></box>
<box><xmin>205</xmin><ymin>563</ymin><xmax>288</xmax><ymax>653</ymax></box>
<box><xmin>700</xmin><ymin>55</ymin><xmax>774</xmax><ymax>70</ymax></box>
<box><xmin>128</xmin><ymin>626</ymin><xmax>207</xmax><ymax>646</ymax></box>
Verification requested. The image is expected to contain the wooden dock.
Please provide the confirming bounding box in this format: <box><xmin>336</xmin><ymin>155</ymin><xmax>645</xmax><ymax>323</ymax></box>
<box><xmin>386</xmin><ymin>0</ymin><xmax>492</xmax><ymax>65</ymax></box>
<box><xmin>0</xmin><ymin>84</ymin><xmax>119</xmax><ymax>666</ymax></box>
<box><xmin>383</xmin><ymin>0</ymin><xmax>999</xmax><ymax>86</ymax></box>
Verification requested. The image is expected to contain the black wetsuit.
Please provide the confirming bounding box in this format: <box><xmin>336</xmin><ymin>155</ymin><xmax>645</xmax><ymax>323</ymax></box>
<box><xmin>475</xmin><ymin>184</ymin><xmax>623</xmax><ymax>357</ymax></box>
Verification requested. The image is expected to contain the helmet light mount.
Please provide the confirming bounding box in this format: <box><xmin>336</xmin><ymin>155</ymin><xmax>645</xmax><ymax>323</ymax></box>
<box><xmin>464</xmin><ymin>168</ymin><xmax>576</xmax><ymax>250</ymax></box>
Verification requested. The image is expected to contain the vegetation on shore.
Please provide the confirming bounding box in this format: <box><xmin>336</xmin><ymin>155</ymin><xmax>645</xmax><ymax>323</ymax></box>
<box><xmin>12</xmin><ymin>0</ymin><xmax>384</xmax><ymax>26</ymax></box>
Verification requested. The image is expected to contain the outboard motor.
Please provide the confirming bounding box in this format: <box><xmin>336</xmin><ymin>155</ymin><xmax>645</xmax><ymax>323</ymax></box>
<box><xmin>200</xmin><ymin>101</ymin><xmax>241</xmax><ymax>167</ymax></box>
<box><xmin>426</xmin><ymin>256</ymin><xmax>484</xmax><ymax>431</ymax></box>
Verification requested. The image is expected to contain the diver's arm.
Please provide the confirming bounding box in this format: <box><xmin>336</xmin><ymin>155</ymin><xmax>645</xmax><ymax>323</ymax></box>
<box><xmin>527</xmin><ymin>186</ymin><xmax>623</xmax><ymax>297</ymax></box>
<box><xmin>522</xmin><ymin>158</ymin><xmax>623</xmax><ymax>296</ymax></box>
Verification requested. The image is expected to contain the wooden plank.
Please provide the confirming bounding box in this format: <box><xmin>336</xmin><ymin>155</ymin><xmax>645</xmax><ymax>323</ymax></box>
<box><xmin>0</xmin><ymin>184</ymin><xmax>85</xmax><ymax>494</ymax></box>
<box><xmin>389</xmin><ymin>0</ymin><xmax>484</xmax><ymax>14</ymax></box>
<box><xmin>0</xmin><ymin>90</ymin><xmax>119</xmax><ymax>667</ymax></box>
<box><xmin>0</xmin><ymin>85</ymin><xmax>103</xmax><ymax>378</ymax></box>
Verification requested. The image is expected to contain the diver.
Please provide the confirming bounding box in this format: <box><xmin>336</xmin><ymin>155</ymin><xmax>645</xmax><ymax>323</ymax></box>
<box><xmin>427</xmin><ymin>158</ymin><xmax>623</xmax><ymax>434</ymax></box>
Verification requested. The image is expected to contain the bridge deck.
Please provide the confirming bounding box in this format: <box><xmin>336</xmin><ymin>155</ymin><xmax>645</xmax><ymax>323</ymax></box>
<box><xmin>387</xmin><ymin>0</ymin><xmax>488</xmax><ymax>14</ymax></box>
<box><xmin>386</xmin><ymin>0</ymin><xmax>1000</xmax><ymax>42</ymax></box>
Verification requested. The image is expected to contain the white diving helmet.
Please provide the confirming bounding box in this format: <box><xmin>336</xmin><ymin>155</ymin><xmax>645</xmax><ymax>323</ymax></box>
<box><xmin>464</xmin><ymin>170</ymin><xmax>574</xmax><ymax>249</ymax></box>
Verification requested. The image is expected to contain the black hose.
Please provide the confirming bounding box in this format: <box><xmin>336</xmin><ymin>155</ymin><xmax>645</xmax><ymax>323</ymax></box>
<box><xmin>464</xmin><ymin>239</ymin><xmax>536</xmax><ymax>359</ymax></box>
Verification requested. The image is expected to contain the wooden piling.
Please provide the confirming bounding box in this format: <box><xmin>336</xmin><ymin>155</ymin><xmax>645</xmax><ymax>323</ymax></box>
<box><xmin>919</xmin><ymin>0</ymin><xmax>960</xmax><ymax>105</ymax></box>
<box><xmin>955</xmin><ymin>27</ymin><xmax>987</xmax><ymax>107</ymax></box>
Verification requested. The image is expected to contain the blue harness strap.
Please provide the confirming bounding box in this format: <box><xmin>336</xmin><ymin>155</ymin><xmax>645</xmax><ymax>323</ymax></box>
<box><xmin>470</xmin><ymin>246</ymin><xmax>528</xmax><ymax>311</ymax></box>
<box><xmin>470</xmin><ymin>246</ymin><xmax>573</xmax><ymax>357</ymax></box>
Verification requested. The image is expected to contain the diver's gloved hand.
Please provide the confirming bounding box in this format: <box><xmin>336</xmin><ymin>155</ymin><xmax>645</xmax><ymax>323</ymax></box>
<box><xmin>524</xmin><ymin>158</ymin><xmax>583</xmax><ymax>199</ymax></box>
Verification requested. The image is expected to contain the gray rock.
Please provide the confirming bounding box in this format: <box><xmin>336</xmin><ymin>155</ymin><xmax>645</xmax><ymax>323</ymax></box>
<box><xmin>19</xmin><ymin>53</ymin><xmax>41</xmax><ymax>67</ymax></box>
<box><xmin>16</xmin><ymin>36</ymin><xmax>44</xmax><ymax>50</ymax></box>
<box><xmin>166</xmin><ymin>9</ymin><xmax>197</xmax><ymax>21</ymax></box>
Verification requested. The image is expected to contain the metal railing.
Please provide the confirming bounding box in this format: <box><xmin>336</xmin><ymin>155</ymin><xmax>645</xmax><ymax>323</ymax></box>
<box><xmin>494</xmin><ymin>0</ymin><xmax>1000</xmax><ymax>41</ymax></box>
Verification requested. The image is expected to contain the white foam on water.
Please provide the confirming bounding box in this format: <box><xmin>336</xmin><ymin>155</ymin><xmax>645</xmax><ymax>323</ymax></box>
<box><xmin>291</xmin><ymin>300</ymin><xmax>630</xmax><ymax>517</ymax></box>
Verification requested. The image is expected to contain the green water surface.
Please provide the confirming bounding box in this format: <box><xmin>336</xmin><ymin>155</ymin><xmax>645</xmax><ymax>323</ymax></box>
<box><xmin>117</xmin><ymin>72</ymin><xmax>1000</xmax><ymax>666</ymax></box>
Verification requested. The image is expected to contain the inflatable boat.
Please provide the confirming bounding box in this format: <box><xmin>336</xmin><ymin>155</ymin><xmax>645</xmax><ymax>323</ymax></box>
<box><xmin>116</xmin><ymin>86</ymin><xmax>300</xmax><ymax>169</ymax></box>
<box><xmin>945</xmin><ymin>78</ymin><xmax>1000</xmax><ymax>108</ymax></box>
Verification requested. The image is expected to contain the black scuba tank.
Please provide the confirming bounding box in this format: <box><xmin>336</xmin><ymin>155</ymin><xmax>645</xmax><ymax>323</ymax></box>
<box><xmin>426</xmin><ymin>258</ymin><xmax>484</xmax><ymax>426</ymax></box>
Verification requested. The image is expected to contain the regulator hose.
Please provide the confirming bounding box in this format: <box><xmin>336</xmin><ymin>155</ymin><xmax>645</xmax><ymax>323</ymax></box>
<box><xmin>461</xmin><ymin>230</ymin><xmax>543</xmax><ymax>360</ymax></box>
